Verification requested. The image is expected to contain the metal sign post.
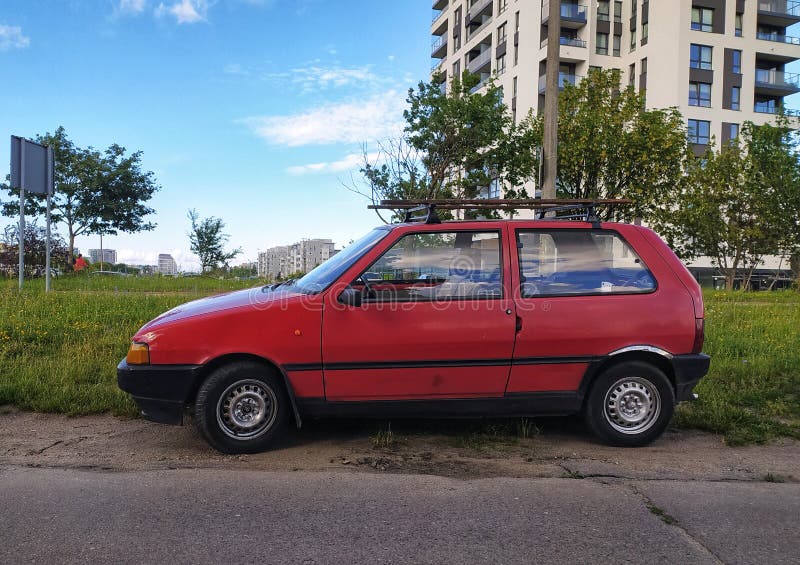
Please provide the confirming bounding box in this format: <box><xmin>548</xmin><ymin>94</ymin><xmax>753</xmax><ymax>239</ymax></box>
<box><xmin>10</xmin><ymin>136</ymin><xmax>55</xmax><ymax>291</ymax></box>
<box><xmin>46</xmin><ymin>147</ymin><xmax>54</xmax><ymax>291</ymax></box>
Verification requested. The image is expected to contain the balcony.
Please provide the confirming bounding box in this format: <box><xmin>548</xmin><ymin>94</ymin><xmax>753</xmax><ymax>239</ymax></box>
<box><xmin>754</xmin><ymin>102</ymin><xmax>800</xmax><ymax>115</ymax></box>
<box><xmin>538</xmin><ymin>73</ymin><xmax>583</xmax><ymax>93</ymax></box>
<box><xmin>757</xmin><ymin>0</ymin><xmax>800</xmax><ymax>27</ymax></box>
<box><xmin>467</xmin><ymin>48</ymin><xmax>492</xmax><ymax>74</ymax></box>
<box><xmin>468</xmin><ymin>0</ymin><xmax>493</xmax><ymax>20</ymax></box>
<box><xmin>432</xmin><ymin>8</ymin><xmax>447</xmax><ymax>27</ymax></box>
<box><xmin>754</xmin><ymin>69</ymin><xmax>800</xmax><ymax>95</ymax></box>
<box><xmin>431</xmin><ymin>34</ymin><xmax>448</xmax><ymax>58</ymax></box>
<box><xmin>433</xmin><ymin>0</ymin><xmax>448</xmax><ymax>9</ymax></box>
<box><xmin>542</xmin><ymin>3</ymin><xmax>588</xmax><ymax>29</ymax></box>
<box><xmin>756</xmin><ymin>30</ymin><xmax>800</xmax><ymax>44</ymax></box>
<box><xmin>432</xmin><ymin>11</ymin><xmax>448</xmax><ymax>35</ymax></box>
<box><xmin>540</xmin><ymin>36</ymin><xmax>588</xmax><ymax>48</ymax></box>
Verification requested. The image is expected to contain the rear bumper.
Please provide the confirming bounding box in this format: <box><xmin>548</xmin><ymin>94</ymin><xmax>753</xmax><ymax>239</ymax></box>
<box><xmin>671</xmin><ymin>353</ymin><xmax>711</xmax><ymax>402</ymax></box>
<box><xmin>117</xmin><ymin>359</ymin><xmax>203</xmax><ymax>425</ymax></box>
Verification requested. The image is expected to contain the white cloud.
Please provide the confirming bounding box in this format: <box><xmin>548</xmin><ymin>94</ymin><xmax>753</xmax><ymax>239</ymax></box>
<box><xmin>286</xmin><ymin>152</ymin><xmax>382</xmax><ymax>176</ymax></box>
<box><xmin>243</xmin><ymin>90</ymin><xmax>406</xmax><ymax>146</ymax></box>
<box><xmin>155</xmin><ymin>0</ymin><xmax>207</xmax><ymax>24</ymax></box>
<box><xmin>228</xmin><ymin>63</ymin><xmax>391</xmax><ymax>94</ymax></box>
<box><xmin>116</xmin><ymin>0</ymin><xmax>147</xmax><ymax>15</ymax></box>
<box><xmin>0</xmin><ymin>25</ymin><xmax>30</xmax><ymax>51</ymax></box>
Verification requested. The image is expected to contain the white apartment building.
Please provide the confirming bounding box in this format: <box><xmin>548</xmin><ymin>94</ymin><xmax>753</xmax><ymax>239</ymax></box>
<box><xmin>431</xmin><ymin>0</ymin><xmax>800</xmax><ymax>153</ymax></box>
<box><xmin>158</xmin><ymin>253</ymin><xmax>177</xmax><ymax>275</ymax></box>
<box><xmin>258</xmin><ymin>239</ymin><xmax>337</xmax><ymax>279</ymax></box>
<box><xmin>88</xmin><ymin>248</ymin><xmax>117</xmax><ymax>265</ymax></box>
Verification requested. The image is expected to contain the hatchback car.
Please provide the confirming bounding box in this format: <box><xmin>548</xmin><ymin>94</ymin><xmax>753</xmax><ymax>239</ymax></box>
<box><xmin>118</xmin><ymin>205</ymin><xmax>709</xmax><ymax>453</ymax></box>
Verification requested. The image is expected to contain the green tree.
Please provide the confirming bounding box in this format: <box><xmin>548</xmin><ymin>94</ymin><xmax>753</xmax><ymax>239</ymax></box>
<box><xmin>528</xmin><ymin>69</ymin><xmax>687</xmax><ymax>221</ymax></box>
<box><xmin>656</xmin><ymin>117</ymin><xmax>800</xmax><ymax>289</ymax></box>
<box><xmin>354</xmin><ymin>72</ymin><xmax>538</xmax><ymax>220</ymax></box>
<box><xmin>1</xmin><ymin>127</ymin><xmax>159</xmax><ymax>262</ymax></box>
<box><xmin>1</xmin><ymin>222</ymin><xmax>69</xmax><ymax>275</ymax></box>
<box><xmin>188</xmin><ymin>209</ymin><xmax>241</xmax><ymax>272</ymax></box>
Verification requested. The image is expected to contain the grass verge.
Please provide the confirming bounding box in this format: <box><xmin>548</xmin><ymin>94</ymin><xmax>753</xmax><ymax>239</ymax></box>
<box><xmin>0</xmin><ymin>279</ymin><xmax>798</xmax><ymax>445</ymax></box>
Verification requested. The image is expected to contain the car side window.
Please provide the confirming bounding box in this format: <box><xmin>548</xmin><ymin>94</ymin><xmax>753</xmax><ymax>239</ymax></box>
<box><xmin>516</xmin><ymin>229</ymin><xmax>656</xmax><ymax>297</ymax></box>
<box><xmin>354</xmin><ymin>231</ymin><xmax>503</xmax><ymax>301</ymax></box>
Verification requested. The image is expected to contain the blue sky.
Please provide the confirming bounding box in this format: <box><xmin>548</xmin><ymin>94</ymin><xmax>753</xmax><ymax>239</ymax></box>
<box><xmin>1</xmin><ymin>0</ymin><xmax>430</xmax><ymax>270</ymax></box>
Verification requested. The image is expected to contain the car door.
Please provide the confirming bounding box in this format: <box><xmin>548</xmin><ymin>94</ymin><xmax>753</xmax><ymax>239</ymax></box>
<box><xmin>507</xmin><ymin>225</ymin><xmax>666</xmax><ymax>394</ymax></box>
<box><xmin>322</xmin><ymin>226</ymin><xmax>516</xmax><ymax>401</ymax></box>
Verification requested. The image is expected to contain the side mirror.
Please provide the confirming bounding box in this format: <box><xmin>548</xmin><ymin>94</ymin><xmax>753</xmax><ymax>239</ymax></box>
<box><xmin>338</xmin><ymin>287</ymin><xmax>363</xmax><ymax>307</ymax></box>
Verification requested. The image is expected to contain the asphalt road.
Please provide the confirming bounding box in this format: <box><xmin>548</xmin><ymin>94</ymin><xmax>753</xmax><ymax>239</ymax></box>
<box><xmin>2</xmin><ymin>467</ymin><xmax>798</xmax><ymax>564</ymax></box>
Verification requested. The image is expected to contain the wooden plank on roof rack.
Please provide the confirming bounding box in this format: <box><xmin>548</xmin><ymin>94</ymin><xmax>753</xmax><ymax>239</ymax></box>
<box><xmin>368</xmin><ymin>198</ymin><xmax>632</xmax><ymax>210</ymax></box>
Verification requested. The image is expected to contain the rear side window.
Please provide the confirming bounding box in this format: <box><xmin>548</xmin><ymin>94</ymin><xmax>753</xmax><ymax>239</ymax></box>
<box><xmin>356</xmin><ymin>231</ymin><xmax>503</xmax><ymax>301</ymax></box>
<box><xmin>516</xmin><ymin>230</ymin><xmax>656</xmax><ymax>297</ymax></box>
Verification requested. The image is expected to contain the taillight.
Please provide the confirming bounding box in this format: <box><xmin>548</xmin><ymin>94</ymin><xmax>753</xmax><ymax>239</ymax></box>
<box><xmin>692</xmin><ymin>318</ymin><xmax>705</xmax><ymax>354</ymax></box>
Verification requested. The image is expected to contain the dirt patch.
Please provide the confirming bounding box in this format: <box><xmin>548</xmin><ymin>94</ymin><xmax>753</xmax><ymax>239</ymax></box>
<box><xmin>1</xmin><ymin>412</ymin><xmax>798</xmax><ymax>482</ymax></box>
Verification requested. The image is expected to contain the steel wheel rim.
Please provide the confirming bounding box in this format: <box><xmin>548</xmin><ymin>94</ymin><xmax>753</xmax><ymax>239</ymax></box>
<box><xmin>216</xmin><ymin>379</ymin><xmax>277</xmax><ymax>440</ymax></box>
<box><xmin>603</xmin><ymin>376</ymin><xmax>661</xmax><ymax>435</ymax></box>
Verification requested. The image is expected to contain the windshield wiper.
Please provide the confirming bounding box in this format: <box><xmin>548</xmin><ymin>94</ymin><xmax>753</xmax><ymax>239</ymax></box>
<box><xmin>262</xmin><ymin>278</ymin><xmax>296</xmax><ymax>292</ymax></box>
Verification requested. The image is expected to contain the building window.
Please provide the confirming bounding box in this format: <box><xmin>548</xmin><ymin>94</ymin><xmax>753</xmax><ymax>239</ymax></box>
<box><xmin>731</xmin><ymin>86</ymin><xmax>741</xmax><ymax>110</ymax></box>
<box><xmin>496</xmin><ymin>54</ymin><xmax>506</xmax><ymax>75</ymax></box>
<box><xmin>630</xmin><ymin>30</ymin><xmax>636</xmax><ymax>51</ymax></box>
<box><xmin>688</xmin><ymin>119</ymin><xmax>711</xmax><ymax>145</ymax></box>
<box><xmin>512</xmin><ymin>76</ymin><xmax>518</xmax><ymax>97</ymax></box>
<box><xmin>729</xmin><ymin>123</ymin><xmax>739</xmax><ymax>140</ymax></box>
<box><xmin>598</xmin><ymin>0</ymin><xmax>610</xmax><ymax>21</ymax></box>
<box><xmin>641</xmin><ymin>22</ymin><xmax>648</xmax><ymax>45</ymax></box>
<box><xmin>513</xmin><ymin>43</ymin><xmax>519</xmax><ymax>65</ymax></box>
<box><xmin>629</xmin><ymin>62</ymin><xmax>636</xmax><ymax>87</ymax></box>
<box><xmin>689</xmin><ymin>82</ymin><xmax>712</xmax><ymax>107</ymax></box>
<box><xmin>732</xmin><ymin>50</ymin><xmax>741</xmax><ymax>74</ymax></box>
<box><xmin>735</xmin><ymin>13</ymin><xmax>743</xmax><ymax>37</ymax></box>
<box><xmin>497</xmin><ymin>22</ymin><xmax>507</xmax><ymax>44</ymax></box>
<box><xmin>596</xmin><ymin>32</ymin><xmax>609</xmax><ymax>55</ymax></box>
<box><xmin>691</xmin><ymin>7</ymin><xmax>713</xmax><ymax>32</ymax></box>
<box><xmin>499</xmin><ymin>0</ymin><xmax>508</xmax><ymax>14</ymax></box>
<box><xmin>515</xmin><ymin>10</ymin><xmax>520</xmax><ymax>32</ymax></box>
<box><xmin>452</xmin><ymin>60</ymin><xmax>461</xmax><ymax>79</ymax></box>
<box><xmin>614</xmin><ymin>1</ymin><xmax>622</xmax><ymax>23</ymax></box>
<box><xmin>613</xmin><ymin>34</ymin><xmax>621</xmax><ymax>56</ymax></box>
<box><xmin>690</xmin><ymin>44</ymin><xmax>712</xmax><ymax>70</ymax></box>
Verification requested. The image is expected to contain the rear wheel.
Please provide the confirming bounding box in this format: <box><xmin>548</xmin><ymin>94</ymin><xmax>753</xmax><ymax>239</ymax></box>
<box><xmin>584</xmin><ymin>361</ymin><xmax>674</xmax><ymax>447</ymax></box>
<box><xmin>195</xmin><ymin>361</ymin><xmax>286</xmax><ymax>454</ymax></box>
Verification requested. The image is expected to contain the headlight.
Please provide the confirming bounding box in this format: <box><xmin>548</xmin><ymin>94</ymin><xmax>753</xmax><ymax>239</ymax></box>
<box><xmin>126</xmin><ymin>342</ymin><xmax>150</xmax><ymax>365</ymax></box>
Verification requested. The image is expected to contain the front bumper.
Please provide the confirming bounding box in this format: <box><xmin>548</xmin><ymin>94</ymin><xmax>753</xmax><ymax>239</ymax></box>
<box><xmin>117</xmin><ymin>359</ymin><xmax>203</xmax><ymax>425</ymax></box>
<box><xmin>671</xmin><ymin>353</ymin><xmax>711</xmax><ymax>402</ymax></box>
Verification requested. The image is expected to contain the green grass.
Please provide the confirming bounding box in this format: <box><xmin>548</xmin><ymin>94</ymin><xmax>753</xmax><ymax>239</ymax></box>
<box><xmin>1</xmin><ymin>278</ymin><xmax>798</xmax><ymax>446</ymax></box>
<box><xmin>0</xmin><ymin>275</ymin><xmax>264</xmax><ymax>416</ymax></box>
<box><xmin>674</xmin><ymin>290</ymin><xmax>800</xmax><ymax>444</ymax></box>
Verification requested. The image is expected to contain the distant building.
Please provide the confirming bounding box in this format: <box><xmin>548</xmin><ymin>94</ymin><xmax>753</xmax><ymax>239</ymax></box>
<box><xmin>258</xmin><ymin>239</ymin><xmax>337</xmax><ymax>278</ymax></box>
<box><xmin>158</xmin><ymin>254</ymin><xmax>177</xmax><ymax>275</ymax></box>
<box><xmin>88</xmin><ymin>248</ymin><xmax>117</xmax><ymax>265</ymax></box>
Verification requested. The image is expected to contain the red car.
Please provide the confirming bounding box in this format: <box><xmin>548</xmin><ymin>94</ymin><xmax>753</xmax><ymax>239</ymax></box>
<box><xmin>118</xmin><ymin>206</ymin><xmax>709</xmax><ymax>453</ymax></box>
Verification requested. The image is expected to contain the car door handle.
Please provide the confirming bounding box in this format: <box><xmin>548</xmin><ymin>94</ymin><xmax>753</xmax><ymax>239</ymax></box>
<box><xmin>515</xmin><ymin>316</ymin><xmax>523</xmax><ymax>332</ymax></box>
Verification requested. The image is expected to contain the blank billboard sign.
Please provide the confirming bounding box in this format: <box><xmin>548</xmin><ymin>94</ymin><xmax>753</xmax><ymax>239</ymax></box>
<box><xmin>10</xmin><ymin>136</ymin><xmax>53</xmax><ymax>195</ymax></box>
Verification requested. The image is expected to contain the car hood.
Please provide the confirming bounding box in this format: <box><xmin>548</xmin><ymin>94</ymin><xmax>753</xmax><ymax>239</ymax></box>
<box><xmin>138</xmin><ymin>286</ymin><xmax>305</xmax><ymax>332</ymax></box>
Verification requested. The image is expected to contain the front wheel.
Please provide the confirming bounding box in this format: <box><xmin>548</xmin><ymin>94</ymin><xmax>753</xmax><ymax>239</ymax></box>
<box><xmin>195</xmin><ymin>361</ymin><xmax>287</xmax><ymax>454</ymax></box>
<box><xmin>584</xmin><ymin>361</ymin><xmax>675</xmax><ymax>447</ymax></box>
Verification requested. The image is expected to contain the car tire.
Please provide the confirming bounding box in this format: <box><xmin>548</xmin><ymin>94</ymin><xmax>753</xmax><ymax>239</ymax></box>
<box><xmin>584</xmin><ymin>361</ymin><xmax>675</xmax><ymax>447</ymax></box>
<box><xmin>195</xmin><ymin>361</ymin><xmax>286</xmax><ymax>454</ymax></box>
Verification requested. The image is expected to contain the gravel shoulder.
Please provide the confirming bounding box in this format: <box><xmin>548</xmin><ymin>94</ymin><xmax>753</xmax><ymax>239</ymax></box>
<box><xmin>1</xmin><ymin>411</ymin><xmax>798</xmax><ymax>483</ymax></box>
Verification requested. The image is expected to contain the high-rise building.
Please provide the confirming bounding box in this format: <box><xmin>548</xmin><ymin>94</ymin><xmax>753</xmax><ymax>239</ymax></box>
<box><xmin>158</xmin><ymin>254</ymin><xmax>177</xmax><ymax>275</ymax></box>
<box><xmin>88</xmin><ymin>248</ymin><xmax>117</xmax><ymax>265</ymax></box>
<box><xmin>431</xmin><ymin>0</ymin><xmax>799</xmax><ymax>155</ymax></box>
<box><xmin>257</xmin><ymin>239</ymin><xmax>337</xmax><ymax>278</ymax></box>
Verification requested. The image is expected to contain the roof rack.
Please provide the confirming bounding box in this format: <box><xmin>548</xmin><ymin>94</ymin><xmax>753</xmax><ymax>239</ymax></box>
<box><xmin>368</xmin><ymin>199</ymin><xmax>633</xmax><ymax>228</ymax></box>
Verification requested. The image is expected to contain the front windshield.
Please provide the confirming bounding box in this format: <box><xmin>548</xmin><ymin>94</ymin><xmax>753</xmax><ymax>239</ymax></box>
<box><xmin>292</xmin><ymin>228</ymin><xmax>390</xmax><ymax>294</ymax></box>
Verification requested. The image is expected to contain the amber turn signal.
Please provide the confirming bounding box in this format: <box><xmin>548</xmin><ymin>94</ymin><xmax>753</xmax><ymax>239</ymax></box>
<box><xmin>126</xmin><ymin>342</ymin><xmax>150</xmax><ymax>365</ymax></box>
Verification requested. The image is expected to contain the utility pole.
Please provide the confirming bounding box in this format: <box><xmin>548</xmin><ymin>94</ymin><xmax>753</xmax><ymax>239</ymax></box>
<box><xmin>542</xmin><ymin>0</ymin><xmax>561</xmax><ymax>199</ymax></box>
